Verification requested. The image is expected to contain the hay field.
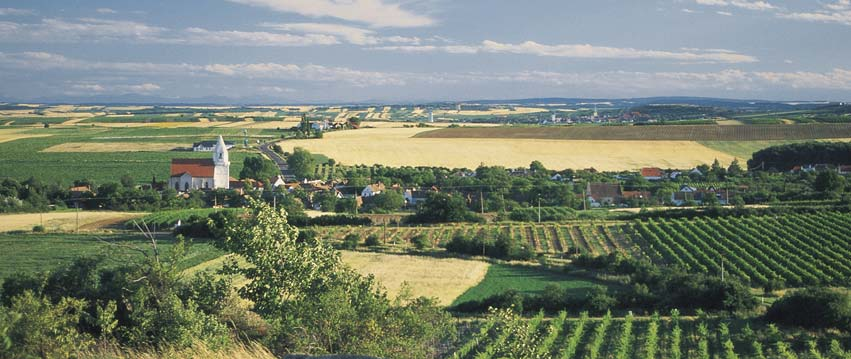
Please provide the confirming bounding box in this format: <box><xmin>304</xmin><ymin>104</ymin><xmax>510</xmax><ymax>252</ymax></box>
<box><xmin>0</xmin><ymin>211</ymin><xmax>145</xmax><ymax>232</ymax></box>
<box><xmin>340</xmin><ymin>251</ymin><xmax>489</xmax><ymax>305</ymax></box>
<box><xmin>0</xmin><ymin>129</ymin><xmax>53</xmax><ymax>143</ymax></box>
<box><xmin>435</xmin><ymin>107</ymin><xmax>547</xmax><ymax>116</ymax></box>
<box><xmin>41</xmin><ymin>142</ymin><xmax>187</xmax><ymax>152</ymax></box>
<box><xmin>279</xmin><ymin>127</ymin><xmax>736</xmax><ymax>170</ymax></box>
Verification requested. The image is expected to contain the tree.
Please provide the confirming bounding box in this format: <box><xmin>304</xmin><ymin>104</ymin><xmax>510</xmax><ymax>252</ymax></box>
<box><xmin>312</xmin><ymin>190</ymin><xmax>338</xmax><ymax>212</ymax></box>
<box><xmin>814</xmin><ymin>170</ymin><xmax>845</xmax><ymax>195</ymax></box>
<box><xmin>365</xmin><ymin>190</ymin><xmax>405</xmax><ymax>212</ymax></box>
<box><xmin>120</xmin><ymin>174</ymin><xmax>136</xmax><ymax>188</ymax></box>
<box><xmin>411</xmin><ymin>192</ymin><xmax>480</xmax><ymax>223</ymax></box>
<box><xmin>239</xmin><ymin>157</ymin><xmax>279</xmax><ymax>181</ymax></box>
<box><xmin>727</xmin><ymin>158</ymin><xmax>744</xmax><ymax>177</ymax></box>
<box><xmin>287</xmin><ymin>147</ymin><xmax>315</xmax><ymax>180</ymax></box>
<box><xmin>213</xmin><ymin>199</ymin><xmax>454</xmax><ymax>357</ymax></box>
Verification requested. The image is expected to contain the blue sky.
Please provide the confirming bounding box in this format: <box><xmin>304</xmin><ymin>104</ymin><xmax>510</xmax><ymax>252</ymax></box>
<box><xmin>0</xmin><ymin>0</ymin><xmax>849</xmax><ymax>103</ymax></box>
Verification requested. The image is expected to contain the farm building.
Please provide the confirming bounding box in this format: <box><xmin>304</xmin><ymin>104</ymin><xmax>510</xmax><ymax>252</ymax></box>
<box><xmin>168</xmin><ymin>136</ymin><xmax>231</xmax><ymax>191</ymax></box>
<box><xmin>192</xmin><ymin>139</ymin><xmax>235</xmax><ymax>152</ymax></box>
<box><xmin>640</xmin><ymin>167</ymin><xmax>665</xmax><ymax>181</ymax></box>
<box><xmin>361</xmin><ymin>182</ymin><xmax>386</xmax><ymax>197</ymax></box>
<box><xmin>586</xmin><ymin>182</ymin><xmax>622</xmax><ymax>207</ymax></box>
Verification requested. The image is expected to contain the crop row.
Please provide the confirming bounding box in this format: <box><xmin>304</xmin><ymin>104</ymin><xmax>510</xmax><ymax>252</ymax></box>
<box><xmin>629</xmin><ymin>211</ymin><xmax>851</xmax><ymax>287</ymax></box>
<box><xmin>453</xmin><ymin>310</ymin><xmax>851</xmax><ymax>359</ymax></box>
<box><xmin>314</xmin><ymin>222</ymin><xmax>638</xmax><ymax>256</ymax></box>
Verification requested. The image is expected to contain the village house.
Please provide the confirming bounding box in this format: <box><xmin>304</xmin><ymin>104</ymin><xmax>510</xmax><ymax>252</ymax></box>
<box><xmin>586</xmin><ymin>182</ymin><xmax>622</xmax><ymax>207</ymax></box>
<box><xmin>404</xmin><ymin>186</ymin><xmax>438</xmax><ymax>207</ymax></box>
<box><xmin>192</xmin><ymin>139</ymin><xmax>235</xmax><ymax>152</ymax></box>
<box><xmin>361</xmin><ymin>182</ymin><xmax>386</xmax><ymax>197</ymax></box>
<box><xmin>640</xmin><ymin>167</ymin><xmax>665</xmax><ymax>181</ymax></box>
<box><xmin>168</xmin><ymin>136</ymin><xmax>230</xmax><ymax>191</ymax></box>
<box><xmin>671</xmin><ymin>185</ymin><xmax>728</xmax><ymax>206</ymax></box>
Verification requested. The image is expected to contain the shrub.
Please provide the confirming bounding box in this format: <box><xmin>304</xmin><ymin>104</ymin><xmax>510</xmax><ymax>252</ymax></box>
<box><xmin>342</xmin><ymin>233</ymin><xmax>360</xmax><ymax>249</ymax></box>
<box><xmin>0</xmin><ymin>291</ymin><xmax>92</xmax><ymax>359</ymax></box>
<box><xmin>364</xmin><ymin>234</ymin><xmax>381</xmax><ymax>247</ymax></box>
<box><xmin>31</xmin><ymin>225</ymin><xmax>45</xmax><ymax>233</ymax></box>
<box><xmin>765</xmin><ymin>287</ymin><xmax>851</xmax><ymax>332</ymax></box>
<box><xmin>411</xmin><ymin>234</ymin><xmax>430</xmax><ymax>250</ymax></box>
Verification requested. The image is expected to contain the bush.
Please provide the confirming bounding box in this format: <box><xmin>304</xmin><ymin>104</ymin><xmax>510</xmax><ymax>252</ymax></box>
<box><xmin>765</xmin><ymin>288</ymin><xmax>851</xmax><ymax>332</ymax></box>
<box><xmin>342</xmin><ymin>233</ymin><xmax>360</xmax><ymax>249</ymax></box>
<box><xmin>364</xmin><ymin>234</ymin><xmax>381</xmax><ymax>247</ymax></box>
<box><xmin>0</xmin><ymin>291</ymin><xmax>92</xmax><ymax>359</ymax></box>
<box><xmin>411</xmin><ymin>234</ymin><xmax>430</xmax><ymax>250</ymax></box>
<box><xmin>31</xmin><ymin>225</ymin><xmax>45</xmax><ymax>233</ymax></box>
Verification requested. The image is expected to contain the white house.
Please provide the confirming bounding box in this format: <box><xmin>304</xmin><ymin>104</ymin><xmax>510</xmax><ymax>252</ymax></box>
<box><xmin>192</xmin><ymin>140</ymin><xmax>235</xmax><ymax>152</ymax></box>
<box><xmin>361</xmin><ymin>183</ymin><xmax>386</xmax><ymax>197</ymax></box>
<box><xmin>168</xmin><ymin>136</ymin><xmax>230</xmax><ymax>191</ymax></box>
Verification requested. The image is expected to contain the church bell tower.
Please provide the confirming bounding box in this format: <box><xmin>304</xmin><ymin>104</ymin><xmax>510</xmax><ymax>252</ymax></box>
<box><xmin>213</xmin><ymin>135</ymin><xmax>230</xmax><ymax>189</ymax></box>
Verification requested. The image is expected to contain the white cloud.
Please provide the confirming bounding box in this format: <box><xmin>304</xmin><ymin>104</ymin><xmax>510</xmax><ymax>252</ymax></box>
<box><xmin>716</xmin><ymin>11</ymin><xmax>733</xmax><ymax>16</ymax></box>
<box><xmin>5</xmin><ymin>52</ymin><xmax>849</xmax><ymax>94</ymax></box>
<box><xmin>0</xmin><ymin>8</ymin><xmax>34</xmax><ymax>16</ymax></box>
<box><xmin>0</xmin><ymin>18</ymin><xmax>166</xmax><ymax>42</ymax></box>
<box><xmin>779</xmin><ymin>7</ymin><xmax>851</xmax><ymax>26</ymax></box>
<box><xmin>95</xmin><ymin>8</ymin><xmax>117</xmax><ymax>14</ymax></box>
<box><xmin>694</xmin><ymin>0</ymin><xmax>776</xmax><ymax>11</ymax></box>
<box><xmin>177</xmin><ymin>27</ymin><xmax>340</xmax><ymax>46</ymax></box>
<box><xmin>69</xmin><ymin>82</ymin><xmax>160</xmax><ymax>94</ymax></box>
<box><xmin>225</xmin><ymin>0</ymin><xmax>434</xmax><ymax>28</ymax></box>
<box><xmin>262</xmin><ymin>22</ymin><xmax>420</xmax><ymax>45</ymax></box>
<box><xmin>373</xmin><ymin>40</ymin><xmax>759</xmax><ymax>64</ymax></box>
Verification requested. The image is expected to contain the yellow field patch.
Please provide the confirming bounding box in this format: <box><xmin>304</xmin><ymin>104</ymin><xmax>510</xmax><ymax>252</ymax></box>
<box><xmin>280</xmin><ymin>127</ymin><xmax>735</xmax><ymax>171</ymax></box>
<box><xmin>341</xmin><ymin>251</ymin><xmax>489</xmax><ymax>305</ymax></box>
<box><xmin>42</xmin><ymin>142</ymin><xmax>187</xmax><ymax>152</ymax></box>
<box><xmin>0</xmin><ymin>211</ymin><xmax>145</xmax><ymax>232</ymax></box>
<box><xmin>0</xmin><ymin>129</ymin><xmax>52</xmax><ymax>143</ymax></box>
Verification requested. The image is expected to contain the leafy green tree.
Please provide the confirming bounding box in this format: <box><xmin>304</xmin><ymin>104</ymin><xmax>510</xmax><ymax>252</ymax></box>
<box><xmin>412</xmin><ymin>192</ymin><xmax>480</xmax><ymax>223</ymax></box>
<box><xmin>0</xmin><ymin>291</ymin><xmax>92</xmax><ymax>359</ymax></box>
<box><xmin>814</xmin><ymin>170</ymin><xmax>846</xmax><ymax>195</ymax></box>
<box><xmin>365</xmin><ymin>190</ymin><xmax>405</xmax><ymax>212</ymax></box>
<box><xmin>239</xmin><ymin>156</ymin><xmax>279</xmax><ymax>181</ymax></box>
<box><xmin>287</xmin><ymin>147</ymin><xmax>316</xmax><ymax>180</ymax></box>
<box><xmin>213</xmin><ymin>199</ymin><xmax>454</xmax><ymax>357</ymax></box>
<box><xmin>312</xmin><ymin>190</ymin><xmax>338</xmax><ymax>212</ymax></box>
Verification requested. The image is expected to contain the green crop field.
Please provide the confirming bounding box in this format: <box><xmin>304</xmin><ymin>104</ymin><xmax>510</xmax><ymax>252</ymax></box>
<box><xmin>416</xmin><ymin>123</ymin><xmax>851</xmax><ymax>141</ymax></box>
<box><xmin>0</xmin><ymin>127</ymin><xmax>286</xmax><ymax>185</ymax></box>
<box><xmin>451</xmin><ymin>264</ymin><xmax>604</xmax><ymax>306</ymax></box>
<box><xmin>0</xmin><ymin>233</ymin><xmax>224</xmax><ymax>279</ymax></box>
<box><xmin>452</xmin><ymin>310</ymin><xmax>851</xmax><ymax>359</ymax></box>
<box><xmin>130</xmin><ymin>208</ymin><xmax>243</xmax><ymax>228</ymax></box>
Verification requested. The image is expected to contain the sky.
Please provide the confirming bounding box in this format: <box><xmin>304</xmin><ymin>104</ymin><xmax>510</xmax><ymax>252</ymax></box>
<box><xmin>0</xmin><ymin>0</ymin><xmax>849</xmax><ymax>103</ymax></box>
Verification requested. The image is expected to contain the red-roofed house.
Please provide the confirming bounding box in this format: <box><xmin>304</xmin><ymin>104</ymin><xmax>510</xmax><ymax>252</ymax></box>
<box><xmin>640</xmin><ymin>167</ymin><xmax>665</xmax><ymax>181</ymax></box>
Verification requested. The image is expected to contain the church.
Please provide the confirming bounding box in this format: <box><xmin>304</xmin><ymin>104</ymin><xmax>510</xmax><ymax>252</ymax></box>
<box><xmin>168</xmin><ymin>135</ymin><xmax>230</xmax><ymax>191</ymax></box>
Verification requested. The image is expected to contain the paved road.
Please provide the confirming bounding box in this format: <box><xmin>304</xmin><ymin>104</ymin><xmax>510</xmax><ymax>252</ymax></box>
<box><xmin>259</xmin><ymin>142</ymin><xmax>294</xmax><ymax>179</ymax></box>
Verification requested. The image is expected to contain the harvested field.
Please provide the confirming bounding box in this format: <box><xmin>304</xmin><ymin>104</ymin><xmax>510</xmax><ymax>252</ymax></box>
<box><xmin>340</xmin><ymin>251</ymin><xmax>489</xmax><ymax>305</ymax></box>
<box><xmin>415</xmin><ymin>123</ymin><xmax>851</xmax><ymax>141</ymax></box>
<box><xmin>280</xmin><ymin>128</ymin><xmax>734</xmax><ymax>170</ymax></box>
<box><xmin>0</xmin><ymin>129</ymin><xmax>52</xmax><ymax>143</ymax></box>
<box><xmin>41</xmin><ymin>142</ymin><xmax>188</xmax><ymax>152</ymax></box>
<box><xmin>0</xmin><ymin>211</ymin><xmax>145</xmax><ymax>232</ymax></box>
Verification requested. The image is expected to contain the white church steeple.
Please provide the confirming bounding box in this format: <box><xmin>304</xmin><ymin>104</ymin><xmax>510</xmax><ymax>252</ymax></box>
<box><xmin>212</xmin><ymin>135</ymin><xmax>230</xmax><ymax>189</ymax></box>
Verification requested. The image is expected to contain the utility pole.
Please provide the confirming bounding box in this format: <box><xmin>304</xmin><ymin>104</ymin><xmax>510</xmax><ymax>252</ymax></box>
<box><xmin>582</xmin><ymin>190</ymin><xmax>587</xmax><ymax>211</ymax></box>
<box><xmin>480</xmin><ymin>191</ymin><xmax>484</xmax><ymax>214</ymax></box>
<box><xmin>273</xmin><ymin>192</ymin><xmax>277</xmax><ymax>209</ymax></box>
<box><xmin>75</xmin><ymin>202</ymin><xmax>80</xmax><ymax>233</ymax></box>
<box><xmin>721</xmin><ymin>258</ymin><xmax>726</xmax><ymax>282</ymax></box>
<box><xmin>383</xmin><ymin>219</ymin><xmax>387</xmax><ymax>245</ymax></box>
<box><xmin>537</xmin><ymin>197</ymin><xmax>541</xmax><ymax>223</ymax></box>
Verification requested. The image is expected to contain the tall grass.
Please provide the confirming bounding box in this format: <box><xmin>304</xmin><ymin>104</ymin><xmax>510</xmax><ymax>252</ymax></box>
<box><xmin>82</xmin><ymin>342</ymin><xmax>276</xmax><ymax>359</ymax></box>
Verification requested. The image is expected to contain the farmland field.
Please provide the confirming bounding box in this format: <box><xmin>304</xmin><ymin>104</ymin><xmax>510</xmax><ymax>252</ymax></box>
<box><xmin>280</xmin><ymin>128</ymin><xmax>736</xmax><ymax>171</ymax></box>
<box><xmin>340</xmin><ymin>251</ymin><xmax>490</xmax><ymax>305</ymax></box>
<box><xmin>699</xmin><ymin>138</ymin><xmax>851</xmax><ymax>159</ymax></box>
<box><xmin>416</xmin><ymin>123</ymin><xmax>851</xmax><ymax>141</ymax></box>
<box><xmin>0</xmin><ymin>233</ymin><xmax>223</xmax><ymax>280</ymax></box>
<box><xmin>0</xmin><ymin>211</ymin><xmax>145</xmax><ymax>232</ymax></box>
<box><xmin>318</xmin><ymin>211</ymin><xmax>851</xmax><ymax>288</ymax></box>
<box><xmin>452</xmin><ymin>310</ymin><xmax>851</xmax><ymax>359</ymax></box>
<box><xmin>451</xmin><ymin>264</ymin><xmax>603</xmax><ymax>306</ymax></box>
<box><xmin>0</xmin><ymin>127</ymin><xmax>267</xmax><ymax>184</ymax></box>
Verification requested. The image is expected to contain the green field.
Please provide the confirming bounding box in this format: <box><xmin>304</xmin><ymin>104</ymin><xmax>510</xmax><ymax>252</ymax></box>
<box><xmin>451</xmin><ymin>264</ymin><xmax>603</xmax><ymax>306</ymax></box>
<box><xmin>130</xmin><ymin>208</ymin><xmax>243</xmax><ymax>228</ymax></box>
<box><xmin>0</xmin><ymin>233</ymin><xmax>224</xmax><ymax>279</ymax></box>
<box><xmin>699</xmin><ymin>139</ymin><xmax>851</xmax><ymax>159</ymax></box>
<box><xmin>0</xmin><ymin>127</ymin><xmax>285</xmax><ymax>185</ymax></box>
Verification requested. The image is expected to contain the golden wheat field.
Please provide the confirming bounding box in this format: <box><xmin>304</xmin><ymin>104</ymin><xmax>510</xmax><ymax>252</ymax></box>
<box><xmin>0</xmin><ymin>129</ymin><xmax>52</xmax><ymax>143</ymax></box>
<box><xmin>41</xmin><ymin>142</ymin><xmax>188</xmax><ymax>152</ymax></box>
<box><xmin>0</xmin><ymin>211</ymin><xmax>145</xmax><ymax>232</ymax></box>
<box><xmin>340</xmin><ymin>251</ymin><xmax>489</xmax><ymax>305</ymax></box>
<box><xmin>279</xmin><ymin>127</ymin><xmax>736</xmax><ymax>170</ymax></box>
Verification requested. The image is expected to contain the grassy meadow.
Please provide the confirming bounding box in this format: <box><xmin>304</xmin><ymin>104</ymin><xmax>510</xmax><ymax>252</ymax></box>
<box><xmin>451</xmin><ymin>263</ymin><xmax>603</xmax><ymax>306</ymax></box>
<box><xmin>0</xmin><ymin>233</ymin><xmax>224</xmax><ymax>280</ymax></box>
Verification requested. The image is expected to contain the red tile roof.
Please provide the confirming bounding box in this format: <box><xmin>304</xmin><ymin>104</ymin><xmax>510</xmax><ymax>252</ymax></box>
<box><xmin>171</xmin><ymin>159</ymin><xmax>215</xmax><ymax>177</ymax></box>
<box><xmin>641</xmin><ymin>167</ymin><xmax>665</xmax><ymax>178</ymax></box>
